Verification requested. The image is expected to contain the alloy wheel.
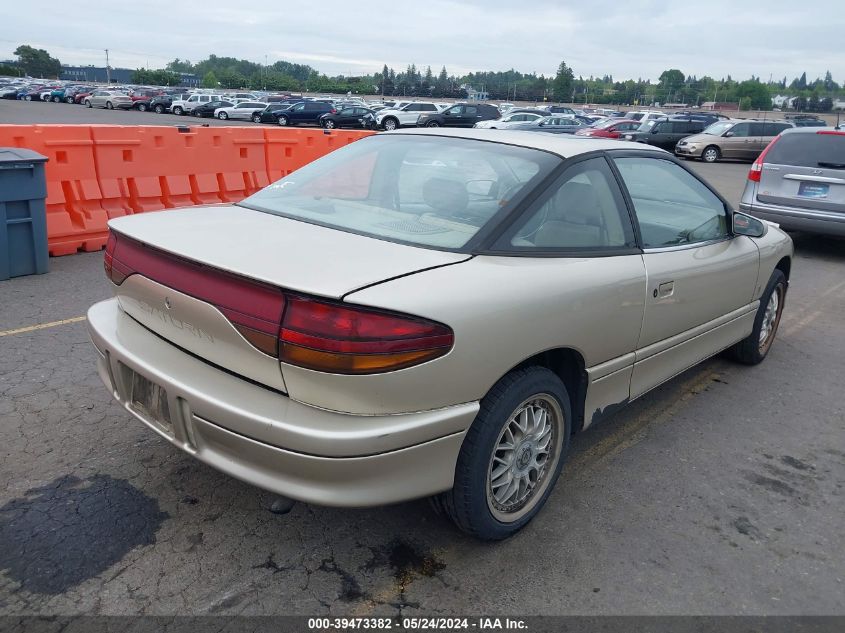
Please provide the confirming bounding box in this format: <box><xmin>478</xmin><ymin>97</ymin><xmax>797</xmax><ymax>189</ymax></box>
<box><xmin>486</xmin><ymin>394</ymin><xmax>562</xmax><ymax>522</ymax></box>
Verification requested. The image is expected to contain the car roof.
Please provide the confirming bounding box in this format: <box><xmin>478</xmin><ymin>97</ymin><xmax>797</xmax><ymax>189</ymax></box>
<box><xmin>390</xmin><ymin>127</ymin><xmax>669</xmax><ymax>158</ymax></box>
<box><xmin>780</xmin><ymin>126</ymin><xmax>840</xmax><ymax>136</ymax></box>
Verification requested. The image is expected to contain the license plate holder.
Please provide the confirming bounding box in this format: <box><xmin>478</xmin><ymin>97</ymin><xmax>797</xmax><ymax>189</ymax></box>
<box><xmin>129</xmin><ymin>370</ymin><xmax>173</xmax><ymax>434</ymax></box>
<box><xmin>797</xmin><ymin>181</ymin><xmax>829</xmax><ymax>199</ymax></box>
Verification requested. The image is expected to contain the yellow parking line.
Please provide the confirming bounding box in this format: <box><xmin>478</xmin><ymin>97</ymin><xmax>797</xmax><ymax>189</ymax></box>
<box><xmin>0</xmin><ymin>316</ymin><xmax>87</xmax><ymax>337</ymax></box>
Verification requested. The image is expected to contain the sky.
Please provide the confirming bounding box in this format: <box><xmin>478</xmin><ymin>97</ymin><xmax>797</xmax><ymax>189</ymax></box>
<box><xmin>2</xmin><ymin>0</ymin><xmax>844</xmax><ymax>83</ymax></box>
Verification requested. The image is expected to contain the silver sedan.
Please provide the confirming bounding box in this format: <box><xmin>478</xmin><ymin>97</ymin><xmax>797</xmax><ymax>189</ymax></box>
<box><xmin>87</xmin><ymin>130</ymin><xmax>793</xmax><ymax>539</ymax></box>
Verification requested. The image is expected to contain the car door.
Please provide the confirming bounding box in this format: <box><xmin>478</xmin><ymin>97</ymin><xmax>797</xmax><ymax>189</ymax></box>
<box><xmin>721</xmin><ymin>122</ymin><xmax>754</xmax><ymax>159</ymax></box>
<box><xmin>335</xmin><ymin>107</ymin><xmax>355</xmax><ymax>126</ymax></box>
<box><xmin>648</xmin><ymin>121</ymin><xmax>676</xmax><ymax>149</ymax></box>
<box><xmin>490</xmin><ymin>155</ymin><xmax>646</xmax><ymax>426</ymax></box>
<box><xmin>612</xmin><ymin>154</ymin><xmax>760</xmax><ymax>398</ymax></box>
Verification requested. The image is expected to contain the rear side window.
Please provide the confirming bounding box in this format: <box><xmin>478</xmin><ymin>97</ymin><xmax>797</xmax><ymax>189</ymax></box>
<box><xmin>499</xmin><ymin>157</ymin><xmax>636</xmax><ymax>252</ymax></box>
<box><xmin>615</xmin><ymin>157</ymin><xmax>728</xmax><ymax>248</ymax></box>
<box><xmin>763</xmin><ymin>133</ymin><xmax>845</xmax><ymax>167</ymax></box>
<box><xmin>763</xmin><ymin>122</ymin><xmax>792</xmax><ymax>136</ymax></box>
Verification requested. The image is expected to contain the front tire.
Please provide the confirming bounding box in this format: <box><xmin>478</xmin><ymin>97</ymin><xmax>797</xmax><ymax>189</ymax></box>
<box><xmin>154</xmin><ymin>104</ymin><xmax>165</xmax><ymax>114</ymax></box>
<box><xmin>252</xmin><ymin>114</ymin><xmax>262</xmax><ymax>123</ymax></box>
<box><xmin>106</xmin><ymin>101</ymin><xmax>114</xmax><ymax>110</ymax></box>
<box><xmin>66</xmin><ymin>97</ymin><xmax>74</xmax><ymax>104</ymax></box>
<box><xmin>218</xmin><ymin>111</ymin><xmax>228</xmax><ymax>120</ymax></box>
<box><xmin>701</xmin><ymin>145</ymin><xmax>721</xmax><ymax>163</ymax></box>
<box><xmin>84</xmin><ymin>100</ymin><xmax>92</xmax><ymax>108</ymax></box>
<box><xmin>433</xmin><ymin>367</ymin><xmax>570</xmax><ymax>540</ymax></box>
<box><xmin>728</xmin><ymin>270</ymin><xmax>787</xmax><ymax>365</ymax></box>
<box><xmin>137</xmin><ymin>103</ymin><xmax>147</xmax><ymax>112</ymax></box>
<box><xmin>426</xmin><ymin>120</ymin><xmax>441</xmax><ymax>127</ymax></box>
<box><xmin>323</xmin><ymin>119</ymin><xmax>336</xmax><ymax>129</ymax></box>
<box><xmin>172</xmin><ymin>106</ymin><xmax>184</xmax><ymax>116</ymax></box>
<box><xmin>276</xmin><ymin>115</ymin><xmax>289</xmax><ymax>126</ymax></box>
<box><xmin>382</xmin><ymin>117</ymin><xmax>398</xmax><ymax>131</ymax></box>
<box><xmin>52</xmin><ymin>96</ymin><xmax>61</xmax><ymax>103</ymax></box>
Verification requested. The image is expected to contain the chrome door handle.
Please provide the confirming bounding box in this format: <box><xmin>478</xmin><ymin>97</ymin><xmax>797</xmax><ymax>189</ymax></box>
<box><xmin>654</xmin><ymin>281</ymin><xmax>675</xmax><ymax>298</ymax></box>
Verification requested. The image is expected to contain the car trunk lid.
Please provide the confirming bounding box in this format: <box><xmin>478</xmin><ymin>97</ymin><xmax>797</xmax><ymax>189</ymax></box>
<box><xmin>106</xmin><ymin>205</ymin><xmax>469</xmax><ymax>390</ymax></box>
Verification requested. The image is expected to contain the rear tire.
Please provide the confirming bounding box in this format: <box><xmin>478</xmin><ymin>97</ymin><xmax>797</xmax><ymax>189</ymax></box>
<box><xmin>106</xmin><ymin>101</ymin><xmax>114</xmax><ymax>110</ymax></box>
<box><xmin>433</xmin><ymin>367</ymin><xmax>571</xmax><ymax>540</ymax></box>
<box><xmin>137</xmin><ymin>103</ymin><xmax>147</xmax><ymax>112</ymax></box>
<box><xmin>701</xmin><ymin>145</ymin><xmax>721</xmax><ymax>163</ymax></box>
<box><xmin>426</xmin><ymin>120</ymin><xmax>441</xmax><ymax>127</ymax></box>
<box><xmin>52</xmin><ymin>96</ymin><xmax>61</xmax><ymax>103</ymax></box>
<box><xmin>85</xmin><ymin>100</ymin><xmax>92</xmax><ymax>108</ymax></box>
<box><xmin>252</xmin><ymin>114</ymin><xmax>262</xmax><ymax>123</ymax></box>
<box><xmin>324</xmin><ymin>119</ymin><xmax>336</xmax><ymax>129</ymax></box>
<box><xmin>277</xmin><ymin>115</ymin><xmax>289</xmax><ymax>126</ymax></box>
<box><xmin>728</xmin><ymin>270</ymin><xmax>787</xmax><ymax>365</ymax></box>
<box><xmin>66</xmin><ymin>96</ymin><xmax>74</xmax><ymax>104</ymax></box>
<box><xmin>154</xmin><ymin>104</ymin><xmax>165</xmax><ymax>114</ymax></box>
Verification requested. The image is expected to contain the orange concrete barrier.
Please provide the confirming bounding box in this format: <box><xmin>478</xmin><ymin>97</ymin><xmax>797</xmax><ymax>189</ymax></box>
<box><xmin>264</xmin><ymin>128</ymin><xmax>373</xmax><ymax>181</ymax></box>
<box><xmin>0</xmin><ymin>124</ymin><xmax>374</xmax><ymax>256</ymax></box>
<box><xmin>0</xmin><ymin>125</ymin><xmax>109</xmax><ymax>256</ymax></box>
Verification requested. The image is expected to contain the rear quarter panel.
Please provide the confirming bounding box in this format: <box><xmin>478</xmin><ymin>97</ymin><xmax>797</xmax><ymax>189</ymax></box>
<box><xmin>280</xmin><ymin>254</ymin><xmax>647</xmax><ymax>415</ymax></box>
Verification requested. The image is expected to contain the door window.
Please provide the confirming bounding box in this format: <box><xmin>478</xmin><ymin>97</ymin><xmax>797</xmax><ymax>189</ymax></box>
<box><xmin>729</xmin><ymin>123</ymin><xmax>751</xmax><ymax>137</ymax></box>
<box><xmin>292</xmin><ymin>104</ymin><xmax>305</xmax><ymax>112</ymax></box>
<box><xmin>498</xmin><ymin>157</ymin><xmax>635</xmax><ymax>251</ymax></box>
<box><xmin>763</xmin><ymin>122</ymin><xmax>792</xmax><ymax>136</ymax></box>
<box><xmin>614</xmin><ymin>157</ymin><xmax>729</xmax><ymax>248</ymax></box>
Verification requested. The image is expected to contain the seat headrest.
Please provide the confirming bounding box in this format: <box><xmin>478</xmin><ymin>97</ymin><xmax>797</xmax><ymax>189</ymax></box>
<box><xmin>551</xmin><ymin>181</ymin><xmax>601</xmax><ymax>225</ymax></box>
<box><xmin>423</xmin><ymin>178</ymin><xmax>469</xmax><ymax>214</ymax></box>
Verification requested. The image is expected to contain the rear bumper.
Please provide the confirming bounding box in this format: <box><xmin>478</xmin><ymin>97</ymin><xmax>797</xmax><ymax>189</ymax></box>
<box><xmin>86</xmin><ymin>299</ymin><xmax>477</xmax><ymax>507</ymax></box>
<box><xmin>740</xmin><ymin>200</ymin><xmax>845</xmax><ymax>237</ymax></box>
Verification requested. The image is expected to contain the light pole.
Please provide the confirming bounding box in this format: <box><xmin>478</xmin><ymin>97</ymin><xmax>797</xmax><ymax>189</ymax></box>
<box><xmin>104</xmin><ymin>49</ymin><xmax>110</xmax><ymax>84</ymax></box>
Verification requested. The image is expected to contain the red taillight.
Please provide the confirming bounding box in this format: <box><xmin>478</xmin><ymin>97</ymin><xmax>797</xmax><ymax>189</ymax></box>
<box><xmin>748</xmin><ymin>134</ymin><xmax>782</xmax><ymax>183</ymax></box>
<box><xmin>330</xmin><ymin>108</ymin><xmax>337</xmax><ymax>114</ymax></box>
<box><xmin>279</xmin><ymin>296</ymin><xmax>453</xmax><ymax>374</ymax></box>
<box><xmin>103</xmin><ymin>231</ymin><xmax>453</xmax><ymax>373</ymax></box>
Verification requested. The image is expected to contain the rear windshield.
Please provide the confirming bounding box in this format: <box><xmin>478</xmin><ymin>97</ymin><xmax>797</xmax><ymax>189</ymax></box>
<box><xmin>239</xmin><ymin>135</ymin><xmax>560</xmax><ymax>251</ymax></box>
<box><xmin>764</xmin><ymin>132</ymin><xmax>845</xmax><ymax>167</ymax></box>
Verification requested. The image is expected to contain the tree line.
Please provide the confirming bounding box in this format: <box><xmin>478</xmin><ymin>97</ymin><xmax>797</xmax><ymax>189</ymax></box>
<box><xmin>4</xmin><ymin>43</ymin><xmax>843</xmax><ymax>112</ymax></box>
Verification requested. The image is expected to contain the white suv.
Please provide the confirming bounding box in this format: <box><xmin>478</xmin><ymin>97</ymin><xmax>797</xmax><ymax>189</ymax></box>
<box><xmin>171</xmin><ymin>94</ymin><xmax>215</xmax><ymax>115</ymax></box>
<box><xmin>375</xmin><ymin>102</ymin><xmax>442</xmax><ymax>131</ymax></box>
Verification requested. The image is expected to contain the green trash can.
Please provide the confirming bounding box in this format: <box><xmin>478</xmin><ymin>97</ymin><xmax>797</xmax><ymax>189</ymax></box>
<box><xmin>0</xmin><ymin>148</ymin><xmax>49</xmax><ymax>281</ymax></box>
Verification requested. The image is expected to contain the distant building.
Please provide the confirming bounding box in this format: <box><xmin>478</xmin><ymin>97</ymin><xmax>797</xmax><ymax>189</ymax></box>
<box><xmin>461</xmin><ymin>84</ymin><xmax>489</xmax><ymax>101</ymax></box>
<box><xmin>59</xmin><ymin>65</ymin><xmax>200</xmax><ymax>87</ymax></box>
<box><xmin>701</xmin><ymin>101</ymin><xmax>739</xmax><ymax>111</ymax></box>
<box><xmin>833</xmin><ymin>99</ymin><xmax>845</xmax><ymax>111</ymax></box>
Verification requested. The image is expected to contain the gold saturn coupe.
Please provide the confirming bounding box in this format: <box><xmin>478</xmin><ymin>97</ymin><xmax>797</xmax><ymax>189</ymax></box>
<box><xmin>87</xmin><ymin>129</ymin><xmax>793</xmax><ymax>539</ymax></box>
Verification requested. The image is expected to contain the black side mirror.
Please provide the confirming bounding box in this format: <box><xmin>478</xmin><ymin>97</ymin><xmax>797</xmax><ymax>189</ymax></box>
<box><xmin>733</xmin><ymin>212</ymin><xmax>768</xmax><ymax>238</ymax></box>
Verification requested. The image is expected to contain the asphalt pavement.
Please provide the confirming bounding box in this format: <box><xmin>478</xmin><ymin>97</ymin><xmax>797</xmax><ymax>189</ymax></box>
<box><xmin>0</xmin><ymin>102</ymin><xmax>843</xmax><ymax>618</ymax></box>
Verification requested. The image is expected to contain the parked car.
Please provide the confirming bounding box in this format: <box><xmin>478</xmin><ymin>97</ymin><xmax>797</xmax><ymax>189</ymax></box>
<box><xmin>88</xmin><ymin>129</ymin><xmax>792</xmax><ymax>541</ymax></box>
<box><xmin>740</xmin><ymin>127</ymin><xmax>844</xmax><ymax>236</ymax></box>
<box><xmin>622</xmin><ymin>117</ymin><xmax>710</xmax><ymax>150</ymax></box>
<box><xmin>319</xmin><ymin>106</ymin><xmax>375</xmax><ymax>129</ymax></box>
<box><xmin>214</xmin><ymin>101</ymin><xmax>266</xmax><ymax>120</ymax></box>
<box><xmin>85</xmin><ymin>90</ymin><xmax>133</xmax><ymax>110</ymax></box>
<box><xmin>253</xmin><ymin>103</ymin><xmax>295</xmax><ymax>124</ymax></box>
<box><xmin>170</xmin><ymin>94</ymin><xmax>214</xmax><ymax>115</ymax></box>
<box><xmin>544</xmin><ymin>105</ymin><xmax>577</xmax><ymax>116</ymax></box>
<box><xmin>375</xmin><ymin>102</ymin><xmax>442</xmax><ymax>131</ymax></box>
<box><xmin>21</xmin><ymin>86</ymin><xmax>46</xmax><ymax>101</ymax></box>
<box><xmin>148</xmin><ymin>94</ymin><xmax>176</xmax><ymax>114</ymax></box>
<box><xmin>417</xmin><ymin>103</ymin><xmax>501</xmax><ymax>128</ymax></box>
<box><xmin>74</xmin><ymin>89</ymin><xmax>95</xmax><ymax>104</ymax></box>
<box><xmin>675</xmin><ymin>120</ymin><xmax>795</xmax><ymax>162</ymax></box>
<box><xmin>475</xmin><ymin>111</ymin><xmax>546</xmax><ymax>129</ymax></box>
<box><xmin>192</xmin><ymin>100</ymin><xmax>234</xmax><ymax>118</ymax></box>
<box><xmin>275</xmin><ymin>101</ymin><xmax>336</xmax><ymax>126</ymax></box>
<box><xmin>63</xmin><ymin>86</ymin><xmax>92</xmax><ymax>103</ymax></box>
<box><xmin>506</xmin><ymin>116</ymin><xmax>587</xmax><ymax>134</ymax></box>
<box><xmin>626</xmin><ymin>111</ymin><xmax>666</xmax><ymax>124</ymax></box>
<box><xmin>575</xmin><ymin>119</ymin><xmax>641</xmax><ymax>139</ymax></box>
